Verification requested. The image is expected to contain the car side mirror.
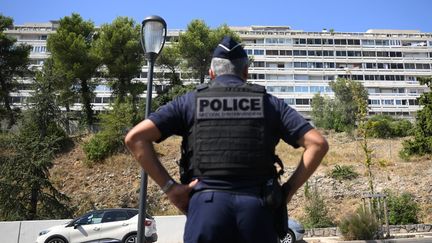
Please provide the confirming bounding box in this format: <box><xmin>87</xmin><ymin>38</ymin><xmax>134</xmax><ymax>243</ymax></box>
<box><xmin>73</xmin><ymin>223</ymin><xmax>80</xmax><ymax>229</ymax></box>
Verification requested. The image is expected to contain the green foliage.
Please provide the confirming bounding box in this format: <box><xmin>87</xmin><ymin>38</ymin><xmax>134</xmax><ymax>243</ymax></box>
<box><xmin>401</xmin><ymin>77</ymin><xmax>432</xmax><ymax>158</ymax></box>
<box><xmin>366</xmin><ymin>115</ymin><xmax>413</xmax><ymax>138</ymax></box>
<box><xmin>93</xmin><ymin>17</ymin><xmax>143</xmax><ymax>102</ymax></box>
<box><xmin>178</xmin><ymin>20</ymin><xmax>240</xmax><ymax>84</ymax></box>
<box><xmin>386</xmin><ymin>191</ymin><xmax>419</xmax><ymax>225</ymax></box>
<box><xmin>311</xmin><ymin>78</ymin><xmax>368</xmax><ymax>133</ymax></box>
<box><xmin>302</xmin><ymin>182</ymin><xmax>334</xmax><ymax>228</ymax></box>
<box><xmin>157</xmin><ymin>45</ymin><xmax>182</xmax><ymax>86</ymax></box>
<box><xmin>83</xmin><ymin>100</ymin><xmax>134</xmax><ymax>164</ymax></box>
<box><xmin>152</xmin><ymin>84</ymin><xmax>196</xmax><ymax>109</ymax></box>
<box><xmin>339</xmin><ymin>207</ymin><xmax>380</xmax><ymax>240</ymax></box>
<box><xmin>329</xmin><ymin>165</ymin><xmax>359</xmax><ymax>180</ymax></box>
<box><xmin>47</xmin><ymin>13</ymin><xmax>99</xmax><ymax>128</ymax></box>
<box><xmin>0</xmin><ymin>14</ymin><xmax>32</xmax><ymax>128</ymax></box>
<box><xmin>0</xmin><ymin>62</ymin><xmax>73</xmax><ymax>220</ymax></box>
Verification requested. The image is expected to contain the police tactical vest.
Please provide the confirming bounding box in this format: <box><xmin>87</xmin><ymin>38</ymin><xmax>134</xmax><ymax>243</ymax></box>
<box><xmin>182</xmin><ymin>82</ymin><xmax>277</xmax><ymax>180</ymax></box>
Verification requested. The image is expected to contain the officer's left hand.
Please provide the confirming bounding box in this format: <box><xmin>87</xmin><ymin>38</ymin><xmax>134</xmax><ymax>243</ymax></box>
<box><xmin>166</xmin><ymin>179</ymin><xmax>198</xmax><ymax>214</ymax></box>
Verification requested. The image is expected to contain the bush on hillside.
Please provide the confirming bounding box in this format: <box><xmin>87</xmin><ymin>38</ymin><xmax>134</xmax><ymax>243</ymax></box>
<box><xmin>386</xmin><ymin>190</ymin><xmax>420</xmax><ymax>225</ymax></box>
<box><xmin>339</xmin><ymin>207</ymin><xmax>380</xmax><ymax>240</ymax></box>
<box><xmin>328</xmin><ymin>165</ymin><xmax>359</xmax><ymax>181</ymax></box>
<box><xmin>302</xmin><ymin>182</ymin><xmax>334</xmax><ymax>228</ymax></box>
<box><xmin>83</xmin><ymin>100</ymin><xmax>134</xmax><ymax>164</ymax></box>
<box><xmin>366</xmin><ymin>115</ymin><xmax>413</xmax><ymax>138</ymax></box>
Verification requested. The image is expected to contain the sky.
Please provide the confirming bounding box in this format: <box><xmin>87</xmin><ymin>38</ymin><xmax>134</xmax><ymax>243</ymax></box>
<box><xmin>1</xmin><ymin>0</ymin><xmax>432</xmax><ymax>33</ymax></box>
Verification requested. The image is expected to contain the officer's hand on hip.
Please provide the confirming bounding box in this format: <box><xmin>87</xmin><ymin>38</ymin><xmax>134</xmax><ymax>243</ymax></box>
<box><xmin>166</xmin><ymin>179</ymin><xmax>199</xmax><ymax>214</ymax></box>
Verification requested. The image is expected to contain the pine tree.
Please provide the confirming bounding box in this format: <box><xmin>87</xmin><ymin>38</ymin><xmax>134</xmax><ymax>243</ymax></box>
<box><xmin>0</xmin><ymin>60</ymin><xmax>72</xmax><ymax>220</ymax></box>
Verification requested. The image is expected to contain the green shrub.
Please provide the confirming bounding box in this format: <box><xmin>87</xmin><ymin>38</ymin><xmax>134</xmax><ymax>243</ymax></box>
<box><xmin>367</xmin><ymin>115</ymin><xmax>413</xmax><ymax>138</ymax></box>
<box><xmin>83</xmin><ymin>132</ymin><xmax>120</xmax><ymax>164</ymax></box>
<box><xmin>83</xmin><ymin>100</ymin><xmax>134</xmax><ymax>164</ymax></box>
<box><xmin>386</xmin><ymin>191</ymin><xmax>419</xmax><ymax>225</ymax></box>
<box><xmin>400</xmin><ymin>136</ymin><xmax>432</xmax><ymax>159</ymax></box>
<box><xmin>339</xmin><ymin>207</ymin><xmax>380</xmax><ymax>240</ymax></box>
<box><xmin>329</xmin><ymin>165</ymin><xmax>359</xmax><ymax>180</ymax></box>
<box><xmin>302</xmin><ymin>183</ymin><xmax>334</xmax><ymax>228</ymax></box>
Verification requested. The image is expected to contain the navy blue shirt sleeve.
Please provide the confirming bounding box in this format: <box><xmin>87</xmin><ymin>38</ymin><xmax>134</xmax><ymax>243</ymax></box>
<box><xmin>148</xmin><ymin>91</ymin><xmax>195</xmax><ymax>142</ymax></box>
<box><xmin>267</xmin><ymin>94</ymin><xmax>313</xmax><ymax>148</ymax></box>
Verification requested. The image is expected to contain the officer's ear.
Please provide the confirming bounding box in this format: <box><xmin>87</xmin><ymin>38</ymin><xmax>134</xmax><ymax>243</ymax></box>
<box><xmin>209</xmin><ymin>68</ymin><xmax>216</xmax><ymax>80</ymax></box>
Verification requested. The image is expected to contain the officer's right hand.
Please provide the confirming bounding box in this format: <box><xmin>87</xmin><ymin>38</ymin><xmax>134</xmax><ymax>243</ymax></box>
<box><xmin>166</xmin><ymin>179</ymin><xmax>198</xmax><ymax>214</ymax></box>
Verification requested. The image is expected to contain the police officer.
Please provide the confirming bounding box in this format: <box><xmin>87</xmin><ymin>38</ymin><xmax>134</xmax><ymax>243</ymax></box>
<box><xmin>125</xmin><ymin>36</ymin><xmax>328</xmax><ymax>243</ymax></box>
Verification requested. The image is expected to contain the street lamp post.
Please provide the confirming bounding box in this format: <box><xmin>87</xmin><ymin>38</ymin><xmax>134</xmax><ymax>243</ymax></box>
<box><xmin>138</xmin><ymin>15</ymin><xmax>167</xmax><ymax>243</ymax></box>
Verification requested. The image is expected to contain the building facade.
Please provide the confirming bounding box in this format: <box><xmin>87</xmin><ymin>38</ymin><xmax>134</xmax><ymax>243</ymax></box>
<box><xmin>5</xmin><ymin>23</ymin><xmax>432</xmax><ymax>119</ymax></box>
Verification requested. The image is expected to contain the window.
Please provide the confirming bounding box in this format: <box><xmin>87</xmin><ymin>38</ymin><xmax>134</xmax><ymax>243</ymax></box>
<box><xmin>404</xmin><ymin>63</ymin><xmax>415</xmax><ymax>69</ymax></box>
<box><xmin>102</xmin><ymin>211</ymin><xmax>128</xmax><ymax>223</ymax></box>
<box><xmin>322</xmin><ymin>39</ymin><xmax>334</xmax><ymax>45</ymax></box>
<box><xmin>293</xmin><ymin>38</ymin><xmax>306</xmax><ymax>45</ymax></box>
<box><xmin>284</xmin><ymin>99</ymin><xmax>295</xmax><ymax>105</ymax></box>
<box><xmin>336</xmin><ymin>51</ymin><xmax>346</xmax><ymax>56</ymax></box>
<box><xmin>279</xmin><ymin>50</ymin><xmax>292</xmax><ymax>56</ymax></box>
<box><xmin>409</xmin><ymin>99</ymin><xmax>419</xmax><ymax>105</ymax></box>
<box><xmin>362</xmin><ymin>39</ymin><xmax>375</xmax><ymax>45</ymax></box>
<box><xmin>249</xmin><ymin>73</ymin><xmax>265</xmax><ymax>80</ymax></box>
<box><xmin>253</xmin><ymin>49</ymin><xmax>264</xmax><ymax>55</ymax></box>
<box><xmin>334</xmin><ymin>39</ymin><xmax>347</xmax><ymax>45</ymax></box>
<box><xmin>310</xmin><ymin>86</ymin><xmax>330</xmax><ymax>93</ymax></box>
<box><xmin>295</xmin><ymin>86</ymin><xmax>309</xmax><ymax>92</ymax></box>
<box><xmin>368</xmin><ymin>99</ymin><xmax>380</xmax><ymax>105</ymax></box>
<box><xmin>389</xmin><ymin>52</ymin><xmax>402</xmax><ymax>57</ymax></box>
<box><xmin>266</xmin><ymin>50</ymin><xmax>279</xmax><ymax>56</ymax></box>
<box><xmin>294</xmin><ymin>62</ymin><xmax>307</xmax><ymax>68</ymax></box>
<box><xmin>294</xmin><ymin>74</ymin><xmax>309</xmax><ymax>80</ymax></box>
<box><xmin>324</xmin><ymin>62</ymin><xmax>335</xmax><ymax>68</ymax></box>
<box><xmin>416</xmin><ymin>63</ymin><xmax>431</xmax><ymax>69</ymax></box>
<box><xmin>347</xmin><ymin>39</ymin><xmax>360</xmax><ymax>45</ymax></box>
<box><xmin>323</xmin><ymin>50</ymin><xmax>334</xmax><ymax>56</ymax></box>
<box><xmin>363</xmin><ymin>51</ymin><xmax>376</xmax><ymax>57</ymax></box>
<box><xmin>251</xmin><ymin>61</ymin><xmax>265</xmax><ymax>67</ymax></box>
<box><xmin>382</xmin><ymin>99</ymin><xmax>394</xmax><ymax>105</ymax></box>
<box><xmin>376</xmin><ymin>40</ymin><xmax>390</xmax><ymax>46</ymax></box>
<box><xmin>77</xmin><ymin>212</ymin><xmax>104</xmax><ymax>225</ymax></box>
<box><xmin>295</xmin><ymin>99</ymin><xmax>310</xmax><ymax>105</ymax></box>
<box><xmin>377</xmin><ymin>51</ymin><xmax>389</xmax><ymax>57</ymax></box>
<box><xmin>293</xmin><ymin>50</ymin><xmax>307</xmax><ymax>56</ymax></box>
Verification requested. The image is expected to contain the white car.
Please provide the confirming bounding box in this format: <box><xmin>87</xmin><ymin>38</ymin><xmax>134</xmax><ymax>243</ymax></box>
<box><xmin>36</xmin><ymin>208</ymin><xmax>157</xmax><ymax>243</ymax></box>
<box><xmin>280</xmin><ymin>218</ymin><xmax>305</xmax><ymax>243</ymax></box>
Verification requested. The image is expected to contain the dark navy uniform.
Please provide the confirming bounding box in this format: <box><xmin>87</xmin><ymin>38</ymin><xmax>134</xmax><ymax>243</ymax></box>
<box><xmin>148</xmin><ymin>37</ymin><xmax>313</xmax><ymax>243</ymax></box>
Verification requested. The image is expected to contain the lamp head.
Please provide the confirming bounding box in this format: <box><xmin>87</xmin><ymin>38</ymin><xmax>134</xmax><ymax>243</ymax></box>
<box><xmin>140</xmin><ymin>15</ymin><xmax>167</xmax><ymax>60</ymax></box>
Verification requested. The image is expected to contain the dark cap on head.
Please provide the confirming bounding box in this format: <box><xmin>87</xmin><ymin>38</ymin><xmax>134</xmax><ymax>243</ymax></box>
<box><xmin>212</xmin><ymin>36</ymin><xmax>247</xmax><ymax>60</ymax></box>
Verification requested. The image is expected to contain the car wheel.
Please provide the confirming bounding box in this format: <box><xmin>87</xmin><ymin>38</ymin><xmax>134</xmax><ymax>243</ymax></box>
<box><xmin>280</xmin><ymin>229</ymin><xmax>296</xmax><ymax>243</ymax></box>
<box><xmin>46</xmin><ymin>237</ymin><xmax>68</xmax><ymax>243</ymax></box>
<box><xmin>123</xmin><ymin>233</ymin><xmax>137</xmax><ymax>243</ymax></box>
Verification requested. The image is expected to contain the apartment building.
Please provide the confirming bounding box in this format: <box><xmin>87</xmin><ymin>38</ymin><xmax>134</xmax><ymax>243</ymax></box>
<box><xmin>5</xmin><ymin>22</ymin><xmax>432</xmax><ymax>118</ymax></box>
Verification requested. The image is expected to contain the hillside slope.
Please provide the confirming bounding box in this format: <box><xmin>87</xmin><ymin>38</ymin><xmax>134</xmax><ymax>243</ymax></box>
<box><xmin>51</xmin><ymin>132</ymin><xmax>432</xmax><ymax>223</ymax></box>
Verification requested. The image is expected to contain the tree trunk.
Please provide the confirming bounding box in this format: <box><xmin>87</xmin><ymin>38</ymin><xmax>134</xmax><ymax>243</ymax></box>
<box><xmin>28</xmin><ymin>184</ymin><xmax>39</xmax><ymax>220</ymax></box>
<box><xmin>80</xmin><ymin>79</ymin><xmax>94</xmax><ymax>131</ymax></box>
<box><xmin>0</xmin><ymin>79</ymin><xmax>16</xmax><ymax>128</ymax></box>
<box><xmin>65</xmin><ymin>103</ymin><xmax>71</xmax><ymax>134</ymax></box>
